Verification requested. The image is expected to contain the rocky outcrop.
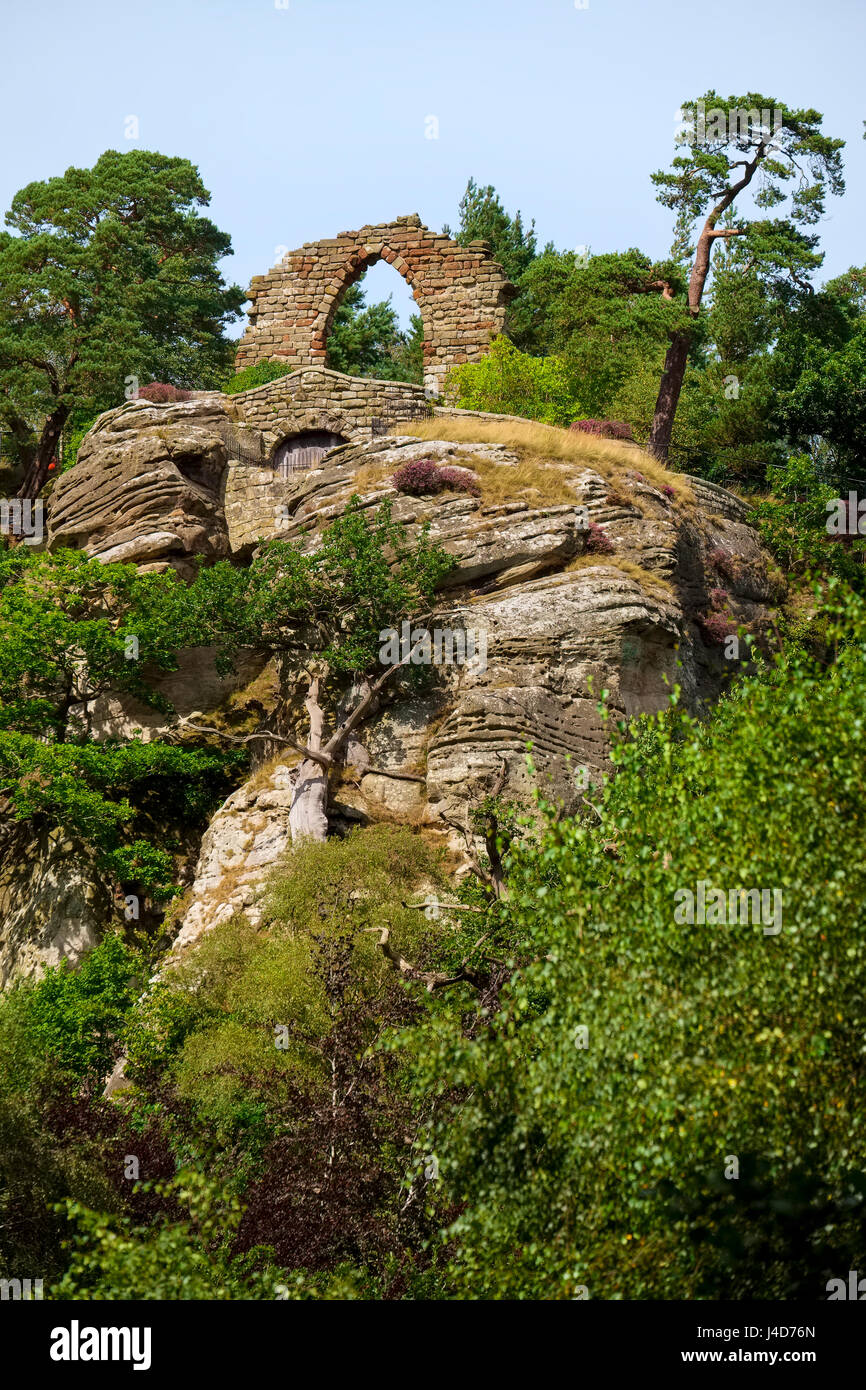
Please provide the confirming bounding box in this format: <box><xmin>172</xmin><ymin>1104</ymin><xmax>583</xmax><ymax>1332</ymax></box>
<box><xmin>47</xmin><ymin>374</ymin><xmax>434</xmax><ymax>568</ymax></box>
<box><xmin>0</xmin><ymin>823</ymin><xmax>114</xmax><ymax>986</ymax></box>
<box><xmin>48</xmin><ymin>395</ymin><xmax>232</xmax><ymax>577</ymax></box>
<box><xmin>26</xmin><ymin>395</ymin><xmax>782</xmax><ymax>969</ymax></box>
<box><xmin>168</xmin><ymin>761</ymin><xmax>297</xmax><ymax>959</ymax></box>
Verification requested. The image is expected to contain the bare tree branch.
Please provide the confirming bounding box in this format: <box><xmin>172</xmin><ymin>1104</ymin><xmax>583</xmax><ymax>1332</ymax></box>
<box><xmin>173</xmin><ymin>715</ymin><xmax>332</xmax><ymax>768</ymax></box>
<box><xmin>323</xmin><ymin>648</ymin><xmax>414</xmax><ymax>759</ymax></box>
<box><xmin>364</xmin><ymin>926</ymin><xmax>490</xmax><ymax>993</ymax></box>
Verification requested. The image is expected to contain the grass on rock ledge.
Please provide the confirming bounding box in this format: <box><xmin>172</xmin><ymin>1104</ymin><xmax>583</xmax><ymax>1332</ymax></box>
<box><xmin>395</xmin><ymin>416</ymin><xmax>695</xmax><ymax>509</ymax></box>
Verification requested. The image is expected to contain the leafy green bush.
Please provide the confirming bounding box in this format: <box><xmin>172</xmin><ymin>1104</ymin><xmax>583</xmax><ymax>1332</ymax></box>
<box><xmin>400</xmin><ymin>584</ymin><xmax>866</xmax><ymax>1298</ymax></box>
<box><xmin>223</xmin><ymin>359</ymin><xmax>295</xmax><ymax>395</ymax></box>
<box><xmin>444</xmin><ymin>336</ymin><xmax>582</xmax><ymax>426</ymax></box>
<box><xmin>62</xmin><ymin>409</ymin><xmax>103</xmax><ymax>471</ymax></box>
<box><xmin>0</xmin><ymin>935</ymin><xmax>142</xmax><ymax>1096</ymax></box>
<box><xmin>118</xmin><ymin>827</ymin><xmax>453</xmax><ymax>1277</ymax></box>
<box><xmin>750</xmin><ymin>453</ymin><xmax>866</xmax><ymax>588</ymax></box>
<box><xmin>127</xmin><ymin>826</ymin><xmax>448</xmax><ymax>1135</ymax></box>
<box><xmin>0</xmin><ymin>935</ymin><xmax>155</xmax><ymax>1277</ymax></box>
<box><xmin>52</xmin><ymin>1170</ymin><xmax>283</xmax><ymax>1300</ymax></box>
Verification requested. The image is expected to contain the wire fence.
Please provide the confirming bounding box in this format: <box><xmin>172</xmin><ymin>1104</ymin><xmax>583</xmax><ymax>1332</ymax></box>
<box><xmin>371</xmin><ymin>398</ymin><xmax>434</xmax><ymax>437</ymax></box>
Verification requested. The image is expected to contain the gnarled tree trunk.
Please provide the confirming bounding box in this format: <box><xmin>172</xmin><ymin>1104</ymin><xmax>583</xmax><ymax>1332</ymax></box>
<box><xmin>288</xmin><ymin>676</ymin><xmax>330</xmax><ymax>843</ymax></box>
<box><xmin>17</xmin><ymin>405</ymin><xmax>68</xmax><ymax>501</ymax></box>
<box><xmin>648</xmin><ymin>148</ymin><xmax>761</xmax><ymax>462</ymax></box>
<box><xmin>288</xmin><ymin>757</ymin><xmax>330</xmax><ymax>842</ymax></box>
<box><xmin>177</xmin><ymin>652</ymin><xmax>415</xmax><ymax>847</ymax></box>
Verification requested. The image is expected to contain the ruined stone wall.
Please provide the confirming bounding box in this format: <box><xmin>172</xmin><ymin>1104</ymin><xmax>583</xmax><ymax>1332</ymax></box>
<box><xmin>228</xmin><ymin>366</ymin><xmax>429</xmax><ymax>442</ymax></box>
<box><xmin>234</xmin><ymin>214</ymin><xmax>514</xmax><ymax>395</ymax></box>
<box><xmin>221</xmin><ymin>366</ymin><xmax>432</xmax><ymax>551</ymax></box>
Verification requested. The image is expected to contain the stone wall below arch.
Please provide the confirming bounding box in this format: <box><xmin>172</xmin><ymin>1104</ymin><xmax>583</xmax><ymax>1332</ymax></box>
<box><xmin>222</xmin><ymin>366</ymin><xmax>433</xmax><ymax>551</ymax></box>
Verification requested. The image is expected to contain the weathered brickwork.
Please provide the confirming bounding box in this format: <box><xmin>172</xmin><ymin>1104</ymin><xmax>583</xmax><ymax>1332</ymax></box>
<box><xmin>226</xmin><ymin>366</ymin><xmax>430</xmax><ymax>444</ymax></box>
<box><xmin>234</xmin><ymin>214</ymin><xmax>514</xmax><ymax>394</ymax></box>
<box><xmin>221</xmin><ymin>367</ymin><xmax>432</xmax><ymax>551</ymax></box>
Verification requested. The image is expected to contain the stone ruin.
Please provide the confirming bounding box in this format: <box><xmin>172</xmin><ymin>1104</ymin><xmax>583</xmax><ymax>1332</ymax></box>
<box><xmin>234</xmin><ymin>213</ymin><xmax>515</xmax><ymax>396</ymax></box>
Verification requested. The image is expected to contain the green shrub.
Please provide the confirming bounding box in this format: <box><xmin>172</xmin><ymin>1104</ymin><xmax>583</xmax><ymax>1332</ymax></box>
<box><xmin>750</xmin><ymin>453</ymin><xmax>866</xmax><ymax>588</ymax></box>
<box><xmin>127</xmin><ymin>826</ymin><xmax>449</xmax><ymax>1138</ymax></box>
<box><xmin>0</xmin><ymin>934</ymin><xmax>142</xmax><ymax>1096</ymax></box>
<box><xmin>52</xmin><ymin>1169</ymin><xmax>283</xmax><ymax>1300</ymax></box>
<box><xmin>444</xmin><ymin>336</ymin><xmax>582</xmax><ymax>426</ymax></box>
<box><xmin>400</xmin><ymin>584</ymin><xmax>866</xmax><ymax>1299</ymax></box>
<box><xmin>62</xmin><ymin>409</ymin><xmax>103</xmax><ymax>471</ymax></box>
<box><xmin>223</xmin><ymin>359</ymin><xmax>294</xmax><ymax>395</ymax></box>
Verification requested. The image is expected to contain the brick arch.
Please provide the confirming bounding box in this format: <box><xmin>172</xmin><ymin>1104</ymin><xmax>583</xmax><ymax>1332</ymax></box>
<box><xmin>235</xmin><ymin>214</ymin><xmax>515</xmax><ymax>395</ymax></box>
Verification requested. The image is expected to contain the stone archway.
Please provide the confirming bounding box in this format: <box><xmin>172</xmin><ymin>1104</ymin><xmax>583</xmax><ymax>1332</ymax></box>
<box><xmin>235</xmin><ymin>214</ymin><xmax>515</xmax><ymax>396</ymax></box>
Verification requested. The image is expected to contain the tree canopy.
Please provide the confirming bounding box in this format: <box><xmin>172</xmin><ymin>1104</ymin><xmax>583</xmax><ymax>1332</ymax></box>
<box><xmin>0</xmin><ymin>149</ymin><xmax>243</xmax><ymax>498</ymax></box>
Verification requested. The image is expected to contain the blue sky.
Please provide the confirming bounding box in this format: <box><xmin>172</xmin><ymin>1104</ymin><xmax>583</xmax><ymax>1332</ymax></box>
<box><xmin>3</xmin><ymin>0</ymin><xmax>863</xmax><ymax>332</ymax></box>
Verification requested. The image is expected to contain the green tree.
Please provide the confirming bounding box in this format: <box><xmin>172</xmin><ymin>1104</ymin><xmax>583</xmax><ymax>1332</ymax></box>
<box><xmin>519</xmin><ymin>249</ymin><xmax>687</xmax><ymax>415</ymax></box>
<box><xmin>513</xmin><ymin>247</ymin><xmax>681</xmax><ymax>358</ymax></box>
<box><xmin>648</xmin><ymin>94</ymin><xmax>845</xmax><ymax>461</ymax></box>
<box><xmin>780</xmin><ymin>312</ymin><xmax>866</xmax><ymax>478</ymax></box>
<box><xmin>444</xmin><ymin>179</ymin><xmax>536</xmax><ymax>341</ymax></box>
<box><xmin>0</xmin><ymin>149</ymin><xmax>244</xmax><ymax>499</ymax></box>
<box><xmin>445</xmin><ymin>177</ymin><xmax>537</xmax><ymax>285</ymax></box>
<box><xmin>0</xmin><ymin>547</ymin><xmax>245</xmax><ymax>893</ymax></box>
<box><xmin>186</xmin><ymin>500</ymin><xmax>454</xmax><ymax>841</ymax></box>
<box><xmin>326</xmin><ymin>283</ymin><xmax>423</xmax><ymax>383</ymax></box>
<box><xmin>400</xmin><ymin>585</ymin><xmax>866</xmax><ymax>1298</ymax></box>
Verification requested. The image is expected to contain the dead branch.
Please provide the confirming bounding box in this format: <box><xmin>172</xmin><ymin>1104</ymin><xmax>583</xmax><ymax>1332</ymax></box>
<box><xmin>442</xmin><ymin>815</ymin><xmax>495</xmax><ymax>890</ymax></box>
<box><xmin>365</xmin><ymin>926</ymin><xmax>489</xmax><ymax>993</ymax></box>
<box><xmin>323</xmin><ymin>648</ymin><xmax>414</xmax><ymax>759</ymax></box>
<box><xmin>173</xmin><ymin>716</ymin><xmax>332</xmax><ymax>767</ymax></box>
<box><xmin>351</xmin><ymin>765</ymin><xmax>426</xmax><ymax>784</ymax></box>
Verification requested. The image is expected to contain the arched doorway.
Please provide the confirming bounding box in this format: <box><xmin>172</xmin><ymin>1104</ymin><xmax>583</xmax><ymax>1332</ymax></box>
<box><xmin>272</xmin><ymin>430</ymin><xmax>347</xmax><ymax>478</ymax></box>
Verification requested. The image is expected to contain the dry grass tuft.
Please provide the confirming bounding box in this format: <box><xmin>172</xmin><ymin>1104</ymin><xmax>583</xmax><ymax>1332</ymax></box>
<box><xmin>396</xmin><ymin>415</ymin><xmax>695</xmax><ymax>506</ymax></box>
<box><xmin>347</xmin><ymin>460</ymin><xmax>395</xmax><ymax>495</ymax></box>
<box><xmin>244</xmin><ymin>751</ymin><xmax>301</xmax><ymax>794</ymax></box>
<box><xmin>565</xmin><ymin>553</ymin><xmax>674</xmax><ymax>599</ymax></box>
<box><xmin>453</xmin><ymin>452</ymin><xmax>582</xmax><ymax>507</ymax></box>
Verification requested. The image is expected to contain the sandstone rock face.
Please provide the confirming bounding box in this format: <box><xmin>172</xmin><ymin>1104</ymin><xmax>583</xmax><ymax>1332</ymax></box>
<box><xmin>0</xmin><ymin>824</ymin><xmax>113</xmax><ymax>986</ymax></box>
<box><xmin>78</xmin><ymin>646</ymin><xmax>273</xmax><ymax>743</ymax></box>
<box><xmin>32</xmin><ymin>401</ymin><xmax>781</xmax><ymax>967</ymax></box>
<box><xmin>148</xmin><ymin>431</ymin><xmax>779</xmax><ymax>955</ymax></box>
<box><xmin>168</xmin><ymin>761</ymin><xmax>297</xmax><ymax>959</ymax></box>
<box><xmin>48</xmin><ymin>396</ymin><xmax>232</xmax><ymax>577</ymax></box>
